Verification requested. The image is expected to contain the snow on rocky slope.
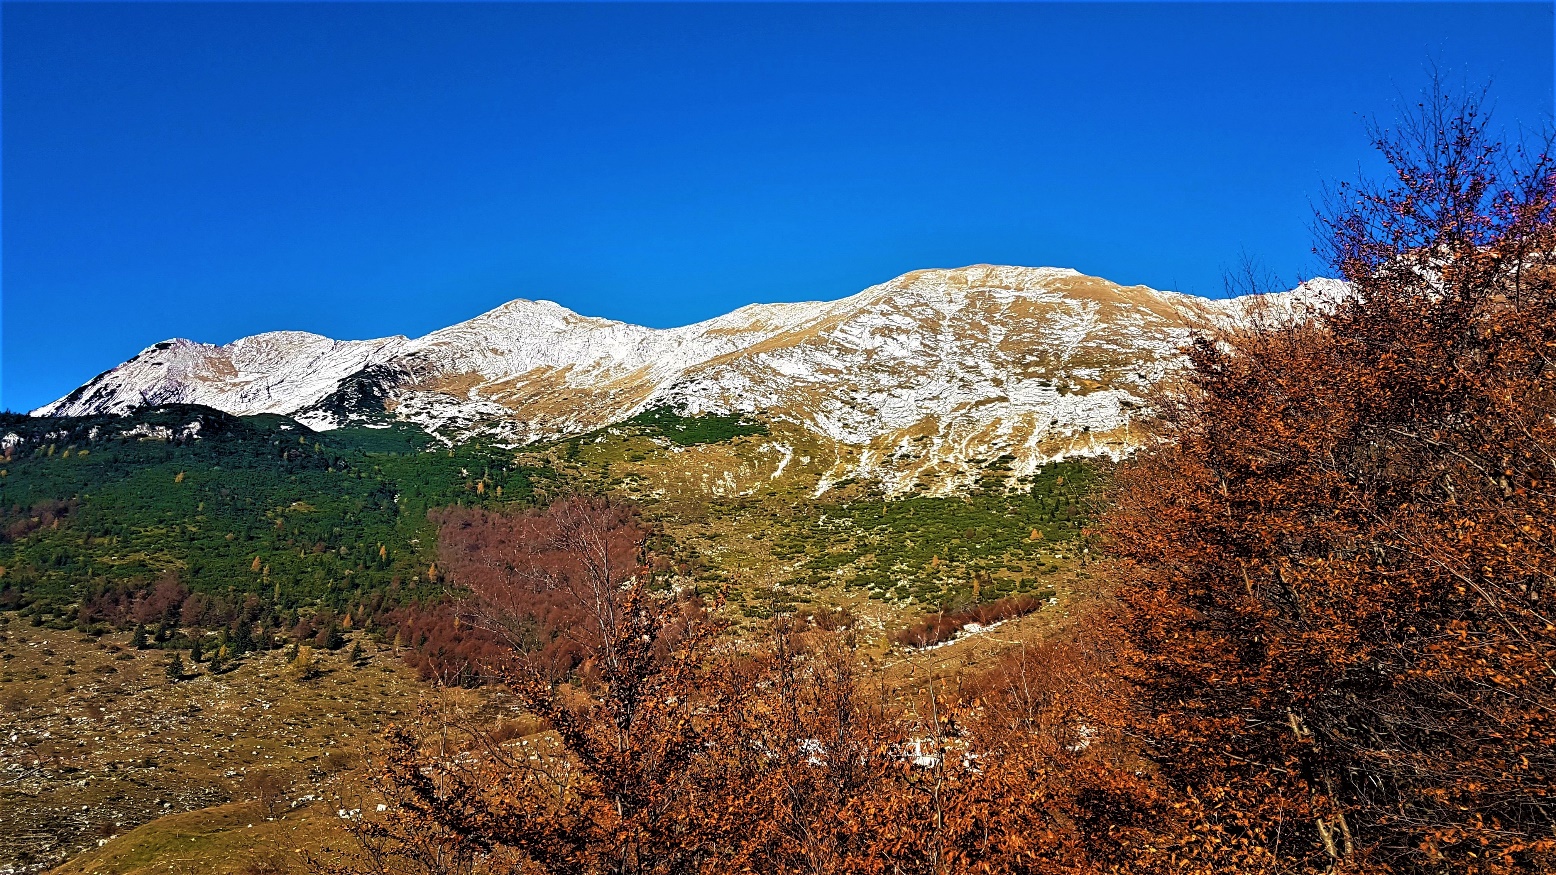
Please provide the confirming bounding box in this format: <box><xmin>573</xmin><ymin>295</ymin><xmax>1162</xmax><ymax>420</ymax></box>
<box><xmin>34</xmin><ymin>265</ymin><xmax>1341</xmax><ymax>491</ymax></box>
<box><xmin>36</xmin><ymin>332</ymin><xmax>410</xmax><ymax>420</ymax></box>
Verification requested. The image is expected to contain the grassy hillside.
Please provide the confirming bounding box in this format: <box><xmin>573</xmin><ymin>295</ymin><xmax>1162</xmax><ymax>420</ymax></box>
<box><xmin>539</xmin><ymin>417</ymin><xmax>1103</xmax><ymax>619</ymax></box>
<box><xmin>770</xmin><ymin>460</ymin><xmax>1096</xmax><ymax>606</ymax></box>
<box><xmin>0</xmin><ymin>613</ymin><xmax>479</xmax><ymax>875</ymax></box>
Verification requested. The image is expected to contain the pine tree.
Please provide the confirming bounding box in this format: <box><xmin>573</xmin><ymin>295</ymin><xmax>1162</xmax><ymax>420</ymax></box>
<box><xmin>131</xmin><ymin>624</ymin><xmax>148</xmax><ymax>649</ymax></box>
<box><xmin>165</xmin><ymin>653</ymin><xmax>185</xmax><ymax>683</ymax></box>
<box><xmin>190</xmin><ymin>637</ymin><xmax>204</xmax><ymax>663</ymax></box>
<box><xmin>232</xmin><ymin>621</ymin><xmax>255</xmax><ymax>655</ymax></box>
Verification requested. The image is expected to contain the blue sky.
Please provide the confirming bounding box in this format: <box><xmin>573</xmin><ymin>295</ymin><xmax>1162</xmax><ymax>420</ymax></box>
<box><xmin>3</xmin><ymin>3</ymin><xmax>1552</xmax><ymax>413</ymax></box>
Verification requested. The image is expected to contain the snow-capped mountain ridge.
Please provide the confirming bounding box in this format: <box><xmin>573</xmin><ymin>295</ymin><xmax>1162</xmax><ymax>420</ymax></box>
<box><xmin>35</xmin><ymin>265</ymin><xmax>1338</xmax><ymax>492</ymax></box>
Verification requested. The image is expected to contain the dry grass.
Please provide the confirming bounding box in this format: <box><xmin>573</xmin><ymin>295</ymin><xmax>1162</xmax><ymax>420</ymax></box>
<box><xmin>0</xmin><ymin>617</ymin><xmax>472</xmax><ymax>874</ymax></box>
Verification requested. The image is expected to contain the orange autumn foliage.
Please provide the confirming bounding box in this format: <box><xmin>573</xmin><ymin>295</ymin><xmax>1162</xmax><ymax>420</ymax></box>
<box><xmin>314</xmin><ymin>496</ymin><xmax>1155</xmax><ymax>875</ymax></box>
<box><xmin>1105</xmin><ymin>82</ymin><xmax>1556</xmax><ymax>874</ymax></box>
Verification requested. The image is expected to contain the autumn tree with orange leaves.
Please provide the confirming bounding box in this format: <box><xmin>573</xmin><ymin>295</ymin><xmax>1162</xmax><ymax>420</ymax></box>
<box><xmin>318</xmin><ymin>495</ymin><xmax>744</xmax><ymax>875</ymax></box>
<box><xmin>314</xmin><ymin>495</ymin><xmax>1155</xmax><ymax>875</ymax></box>
<box><xmin>1105</xmin><ymin>80</ymin><xmax>1556</xmax><ymax>874</ymax></box>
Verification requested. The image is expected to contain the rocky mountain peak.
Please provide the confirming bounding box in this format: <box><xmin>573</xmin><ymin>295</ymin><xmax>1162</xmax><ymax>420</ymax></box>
<box><xmin>34</xmin><ymin>265</ymin><xmax>1336</xmax><ymax>492</ymax></box>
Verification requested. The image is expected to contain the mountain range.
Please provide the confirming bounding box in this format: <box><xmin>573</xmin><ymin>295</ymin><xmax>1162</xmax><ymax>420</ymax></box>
<box><xmin>34</xmin><ymin>265</ymin><xmax>1341</xmax><ymax>493</ymax></box>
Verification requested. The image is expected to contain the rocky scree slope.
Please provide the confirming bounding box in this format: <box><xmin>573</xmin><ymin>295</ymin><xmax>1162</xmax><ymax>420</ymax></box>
<box><xmin>35</xmin><ymin>265</ymin><xmax>1340</xmax><ymax>493</ymax></box>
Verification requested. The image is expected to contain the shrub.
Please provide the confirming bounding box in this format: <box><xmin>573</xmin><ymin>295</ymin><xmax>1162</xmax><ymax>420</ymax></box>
<box><xmin>892</xmin><ymin>593</ymin><xmax>1044</xmax><ymax>649</ymax></box>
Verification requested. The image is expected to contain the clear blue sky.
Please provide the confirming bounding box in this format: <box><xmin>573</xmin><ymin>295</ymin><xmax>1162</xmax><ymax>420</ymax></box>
<box><xmin>3</xmin><ymin>2</ymin><xmax>1552</xmax><ymax>413</ymax></box>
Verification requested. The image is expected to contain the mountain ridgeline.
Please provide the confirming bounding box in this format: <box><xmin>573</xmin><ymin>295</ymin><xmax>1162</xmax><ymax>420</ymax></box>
<box><xmin>34</xmin><ymin>265</ymin><xmax>1342</xmax><ymax>495</ymax></box>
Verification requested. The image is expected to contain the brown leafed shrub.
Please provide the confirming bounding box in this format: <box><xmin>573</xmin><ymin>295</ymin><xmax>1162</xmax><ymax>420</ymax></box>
<box><xmin>431</xmin><ymin>494</ymin><xmax>653</xmax><ymax>680</ymax></box>
<box><xmin>377</xmin><ymin>600</ymin><xmax>508</xmax><ymax>687</ymax></box>
<box><xmin>241</xmin><ymin>768</ymin><xmax>290</xmax><ymax>820</ymax></box>
<box><xmin>892</xmin><ymin>593</ymin><xmax>1044</xmax><ymax>649</ymax></box>
<box><xmin>0</xmin><ymin>498</ymin><xmax>75</xmax><ymax>543</ymax></box>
